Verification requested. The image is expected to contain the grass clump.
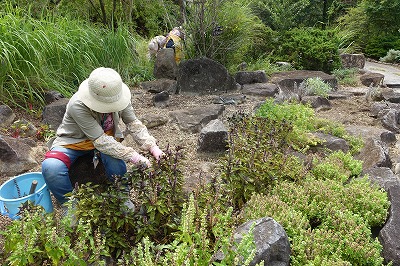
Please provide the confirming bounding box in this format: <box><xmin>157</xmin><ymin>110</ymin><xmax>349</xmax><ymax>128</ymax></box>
<box><xmin>332</xmin><ymin>67</ymin><xmax>359</xmax><ymax>87</ymax></box>
<box><xmin>0</xmin><ymin>7</ymin><xmax>152</xmax><ymax>110</ymax></box>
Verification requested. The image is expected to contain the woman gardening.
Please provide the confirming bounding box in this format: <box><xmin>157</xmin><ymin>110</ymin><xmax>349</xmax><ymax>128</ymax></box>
<box><xmin>41</xmin><ymin>67</ymin><xmax>163</xmax><ymax>210</ymax></box>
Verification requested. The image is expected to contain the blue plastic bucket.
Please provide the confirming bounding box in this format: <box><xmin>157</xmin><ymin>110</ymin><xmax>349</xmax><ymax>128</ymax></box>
<box><xmin>0</xmin><ymin>172</ymin><xmax>53</xmax><ymax>220</ymax></box>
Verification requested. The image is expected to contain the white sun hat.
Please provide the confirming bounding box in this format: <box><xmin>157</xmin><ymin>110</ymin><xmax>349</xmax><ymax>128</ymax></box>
<box><xmin>76</xmin><ymin>67</ymin><xmax>131</xmax><ymax>113</ymax></box>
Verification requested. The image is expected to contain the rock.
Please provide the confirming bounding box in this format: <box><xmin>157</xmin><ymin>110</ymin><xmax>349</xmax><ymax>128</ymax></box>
<box><xmin>153</xmin><ymin>91</ymin><xmax>170</xmax><ymax>108</ymax></box>
<box><xmin>42</xmin><ymin>98</ymin><xmax>69</xmax><ymax>131</ymax></box>
<box><xmin>138</xmin><ymin>113</ymin><xmax>169</xmax><ymax>129</ymax></box>
<box><xmin>381</xmin><ymin>109</ymin><xmax>400</xmax><ymax>133</ymax></box>
<box><xmin>43</xmin><ymin>90</ymin><xmax>65</xmax><ymax>104</ymax></box>
<box><xmin>356</xmin><ymin>137</ymin><xmax>391</xmax><ymax>171</ymax></box>
<box><xmin>176</xmin><ymin>57</ymin><xmax>236</xmax><ymax>95</ymax></box>
<box><xmin>360</xmin><ymin>72</ymin><xmax>384</xmax><ymax>87</ymax></box>
<box><xmin>212</xmin><ymin>94</ymin><xmax>247</xmax><ymax>105</ymax></box>
<box><xmin>381</xmin><ymin>131</ymin><xmax>397</xmax><ymax>145</ymax></box>
<box><xmin>235</xmin><ymin>70</ymin><xmax>268</xmax><ymax>85</ymax></box>
<box><xmin>381</xmin><ymin>89</ymin><xmax>400</xmax><ymax>103</ymax></box>
<box><xmin>340</xmin><ymin>53</ymin><xmax>366</xmax><ymax>69</ymax></box>
<box><xmin>363</xmin><ymin>167</ymin><xmax>397</xmax><ymax>192</ymax></box>
<box><xmin>242</xmin><ymin>83</ymin><xmax>279</xmax><ymax>98</ymax></box>
<box><xmin>140</xmin><ymin>78</ymin><xmax>177</xmax><ymax>94</ymax></box>
<box><xmin>154</xmin><ymin>48</ymin><xmax>178</xmax><ymax>80</ymax></box>
<box><xmin>301</xmin><ymin>96</ymin><xmax>332</xmax><ymax>111</ymax></box>
<box><xmin>0</xmin><ymin>135</ymin><xmax>38</xmax><ymax>176</ymax></box>
<box><xmin>169</xmin><ymin>104</ymin><xmax>225</xmax><ymax>133</ymax></box>
<box><xmin>233</xmin><ymin>217</ymin><xmax>291</xmax><ymax>266</ymax></box>
<box><xmin>312</xmin><ymin>132</ymin><xmax>349</xmax><ymax>153</ymax></box>
<box><xmin>0</xmin><ymin>105</ymin><xmax>15</xmax><ymax>127</ymax></box>
<box><xmin>378</xmin><ymin>179</ymin><xmax>400</xmax><ymax>265</ymax></box>
<box><xmin>370</xmin><ymin>102</ymin><xmax>399</xmax><ymax>118</ymax></box>
<box><xmin>197</xmin><ymin>119</ymin><xmax>228</xmax><ymax>152</ymax></box>
<box><xmin>269</xmin><ymin>70</ymin><xmax>338</xmax><ymax>93</ymax></box>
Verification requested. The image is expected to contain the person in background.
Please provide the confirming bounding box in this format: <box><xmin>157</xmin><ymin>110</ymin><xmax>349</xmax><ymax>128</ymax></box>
<box><xmin>164</xmin><ymin>26</ymin><xmax>185</xmax><ymax>64</ymax></box>
<box><xmin>41</xmin><ymin>67</ymin><xmax>163</xmax><ymax>208</ymax></box>
<box><xmin>148</xmin><ymin>35</ymin><xmax>167</xmax><ymax>59</ymax></box>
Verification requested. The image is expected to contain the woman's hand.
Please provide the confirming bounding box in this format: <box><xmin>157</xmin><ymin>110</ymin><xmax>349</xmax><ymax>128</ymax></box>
<box><xmin>130</xmin><ymin>152</ymin><xmax>151</xmax><ymax>168</ymax></box>
<box><xmin>150</xmin><ymin>146</ymin><xmax>165</xmax><ymax>161</ymax></box>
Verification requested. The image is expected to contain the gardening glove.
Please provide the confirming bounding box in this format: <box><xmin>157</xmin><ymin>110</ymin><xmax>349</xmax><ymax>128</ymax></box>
<box><xmin>150</xmin><ymin>146</ymin><xmax>164</xmax><ymax>161</ymax></box>
<box><xmin>130</xmin><ymin>152</ymin><xmax>151</xmax><ymax>168</ymax></box>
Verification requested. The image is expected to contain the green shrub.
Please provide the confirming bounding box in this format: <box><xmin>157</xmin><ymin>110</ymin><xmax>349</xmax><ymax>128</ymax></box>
<box><xmin>299</xmin><ymin>77</ymin><xmax>333</xmax><ymax>98</ymax></box>
<box><xmin>255</xmin><ymin>99</ymin><xmax>323</xmax><ymax>151</ymax></box>
<box><xmin>311</xmin><ymin>150</ymin><xmax>363</xmax><ymax>183</ymax></box>
<box><xmin>127</xmin><ymin>146</ymin><xmax>186</xmax><ymax>244</ymax></box>
<box><xmin>275</xmin><ymin>28</ymin><xmax>342</xmax><ymax>73</ymax></box>
<box><xmin>185</xmin><ymin>0</ymin><xmax>267</xmax><ymax>70</ymax></box>
<box><xmin>118</xmin><ymin>194</ymin><xmax>257</xmax><ymax>265</ymax></box>
<box><xmin>380</xmin><ymin>49</ymin><xmax>400</xmax><ymax>63</ymax></box>
<box><xmin>241</xmin><ymin>175</ymin><xmax>389</xmax><ymax>265</ymax></box>
<box><xmin>364</xmin><ymin>34</ymin><xmax>400</xmax><ymax>60</ymax></box>
<box><xmin>332</xmin><ymin>68</ymin><xmax>359</xmax><ymax>87</ymax></box>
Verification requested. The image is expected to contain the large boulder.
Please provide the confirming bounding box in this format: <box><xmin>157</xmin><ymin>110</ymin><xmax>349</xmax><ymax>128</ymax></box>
<box><xmin>0</xmin><ymin>135</ymin><xmax>38</xmax><ymax>176</ymax></box>
<box><xmin>235</xmin><ymin>70</ymin><xmax>268</xmax><ymax>85</ymax></box>
<box><xmin>197</xmin><ymin>119</ymin><xmax>228</xmax><ymax>152</ymax></box>
<box><xmin>176</xmin><ymin>57</ymin><xmax>236</xmax><ymax>95</ymax></box>
<box><xmin>154</xmin><ymin>48</ymin><xmax>178</xmax><ymax>80</ymax></box>
<box><xmin>0</xmin><ymin>105</ymin><xmax>15</xmax><ymax>128</ymax></box>
<box><xmin>140</xmin><ymin>78</ymin><xmax>177</xmax><ymax>94</ymax></box>
<box><xmin>360</xmin><ymin>72</ymin><xmax>384</xmax><ymax>87</ymax></box>
<box><xmin>340</xmin><ymin>53</ymin><xmax>366</xmax><ymax>69</ymax></box>
<box><xmin>233</xmin><ymin>217</ymin><xmax>291</xmax><ymax>266</ymax></box>
<box><xmin>42</xmin><ymin>98</ymin><xmax>69</xmax><ymax>131</ymax></box>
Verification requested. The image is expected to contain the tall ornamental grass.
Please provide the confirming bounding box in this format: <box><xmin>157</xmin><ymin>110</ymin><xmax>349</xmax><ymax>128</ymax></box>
<box><xmin>0</xmin><ymin>7</ymin><xmax>151</xmax><ymax>110</ymax></box>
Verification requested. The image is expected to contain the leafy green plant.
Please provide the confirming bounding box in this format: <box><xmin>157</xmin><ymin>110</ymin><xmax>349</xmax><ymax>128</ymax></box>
<box><xmin>118</xmin><ymin>194</ymin><xmax>257</xmax><ymax>265</ymax></box>
<box><xmin>184</xmin><ymin>0</ymin><xmax>266</xmax><ymax>69</ymax></box>
<box><xmin>220</xmin><ymin>111</ymin><xmax>306</xmax><ymax>209</ymax></box>
<box><xmin>69</xmin><ymin>180</ymin><xmax>137</xmax><ymax>259</ymax></box>
<box><xmin>128</xmin><ymin>145</ymin><xmax>186</xmax><ymax>244</ymax></box>
<box><xmin>1</xmin><ymin>203</ymin><xmax>106</xmax><ymax>265</ymax></box>
<box><xmin>36</xmin><ymin>124</ymin><xmax>56</xmax><ymax>141</ymax></box>
<box><xmin>0</xmin><ymin>5</ymin><xmax>145</xmax><ymax>110</ymax></box>
<box><xmin>256</xmin><ymin>99</ymin><xmax>363</xmax><ymax>155</ymax></box>
<box><xmin>255</xmin><ymin>99</ymin><xmax>322</xmax><ymax>151</ymax></box>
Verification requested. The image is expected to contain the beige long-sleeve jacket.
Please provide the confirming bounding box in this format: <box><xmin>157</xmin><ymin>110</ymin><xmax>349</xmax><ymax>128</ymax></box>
<box><xmin>50</xmin><ymin>93</ymin><xmax>157</xmax><ymax>162</ymax></box>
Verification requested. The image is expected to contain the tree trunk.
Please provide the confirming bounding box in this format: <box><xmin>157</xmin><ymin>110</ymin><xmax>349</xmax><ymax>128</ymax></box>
<box><xmin>98</xmin><ymin>0</ymin><xmax>107</xmax><ymax>26</ymax></box>
<box><xmin>322</xmin><ymin>0</ymin><xmax>328</xmax><ymax>29</ymax></box>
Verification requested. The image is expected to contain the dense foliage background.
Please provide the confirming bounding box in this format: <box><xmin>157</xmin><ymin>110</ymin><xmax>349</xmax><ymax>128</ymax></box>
<box><xmin>0</xmin><ymin>0</ymin><xmax>398</xmax><ymax>265</ymax></box>
<box><xmin>1</xmin><ymin>0</ymin><xmax>399</xmax><ymax>110</ymax></box>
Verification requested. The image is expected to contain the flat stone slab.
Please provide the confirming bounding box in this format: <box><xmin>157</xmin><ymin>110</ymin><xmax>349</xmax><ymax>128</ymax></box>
<box><xmin>269</xmin><ymin>70</ymin><xmax>338</xmax><ymax>92</ymax></box>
